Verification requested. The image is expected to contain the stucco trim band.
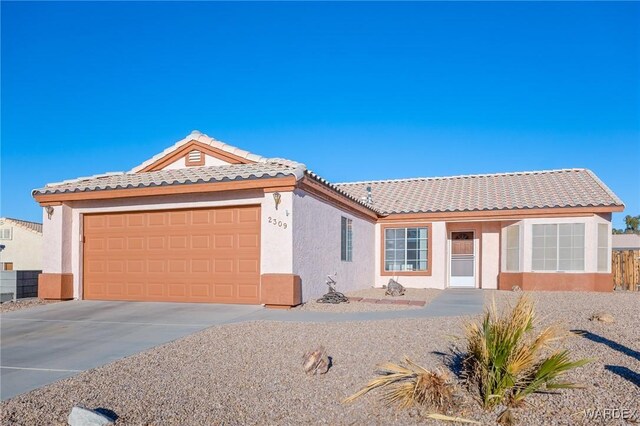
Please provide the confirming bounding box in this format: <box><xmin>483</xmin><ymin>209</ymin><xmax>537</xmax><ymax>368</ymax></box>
<box><xmin>498</xmin><ymin>272</ymin><xmax>613</xmax><ymax>292</ymax></box>
<box><xmin>38</xmin><ymin>273</ymin><xmax>74</xmax><ymax>300</ymax></box>
<box><xmin>260</xmin><ymin>273</ymin><xmax>302</xmax><ymax>308</ymax></box>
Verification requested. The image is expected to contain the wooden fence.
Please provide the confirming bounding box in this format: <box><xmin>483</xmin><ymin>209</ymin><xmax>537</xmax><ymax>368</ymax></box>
<box><xmin>612</xmin><ymin>250</ymin><xmax>640</xmax><ymax>291</ymax></box>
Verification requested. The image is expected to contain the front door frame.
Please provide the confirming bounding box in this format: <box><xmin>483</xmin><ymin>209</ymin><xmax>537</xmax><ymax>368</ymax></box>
<box><xmin>448</xmin><ymin>229</ymin><xmax>478</xmax><ymax>288</ymax></box>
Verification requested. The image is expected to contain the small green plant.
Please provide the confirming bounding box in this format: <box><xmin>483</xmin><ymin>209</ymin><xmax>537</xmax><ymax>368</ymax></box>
<box><xmin>343</xmin><ymin>357</ymin><xmax>454</xmax><ymax>412</ymax></box>
<box><xmin>463</xmin><ymin>295</ymin><xmax>591</xmax><ymax>409</ymax></box>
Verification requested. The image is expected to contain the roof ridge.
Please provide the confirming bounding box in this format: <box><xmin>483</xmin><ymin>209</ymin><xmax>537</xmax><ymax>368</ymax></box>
<box><xmin>334</xmin><ymin>168</ymin><xmax>587</xmax><ymax>186</ymax></box>
<box><xmin>129</xmin><ymin>130</ymin><xmax>269</xmax><ymax>173</ymax></box>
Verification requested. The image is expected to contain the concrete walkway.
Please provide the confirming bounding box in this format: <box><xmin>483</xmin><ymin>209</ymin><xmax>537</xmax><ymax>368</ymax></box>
<box><xmin>242</xmin><ymin>288</ymin><xmax>486</xmax><ymax>323</ymax></box>
<box><xmin>0</xmin><ymin>289</ymin><xmax>484</xmax><ymax>400</ymax></box>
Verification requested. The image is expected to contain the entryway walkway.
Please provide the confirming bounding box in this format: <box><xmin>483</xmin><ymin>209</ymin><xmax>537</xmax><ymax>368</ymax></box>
<box><xmin>240</xmin><ymin>288</ymin><xmax>485</xmax><ymax>323</ymax></box>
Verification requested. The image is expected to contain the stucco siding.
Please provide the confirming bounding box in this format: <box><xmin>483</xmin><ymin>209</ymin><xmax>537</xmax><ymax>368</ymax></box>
<box><xmin>292</xmin><ymin>189</ymin><xmax>375</xmax><ymax>301</ymax></box>
<box><xmin>0</xmin><ymin>224</ymin><xmax>42</xmax><ymax>270</ymax></box>
<box><xmin>480</xmin><ymin>222</ymin><xmax>500</xmax><ymax>289</ymax></box>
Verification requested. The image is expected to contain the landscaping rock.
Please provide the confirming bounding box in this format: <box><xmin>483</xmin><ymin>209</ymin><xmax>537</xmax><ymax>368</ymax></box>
<box><xmin>589</xmin><ymin>312</ymin><xmax>615</xmax><ymax>323</ymax></box>
<box><xmin>68</xmin><ymin>406</ymin><xmax>114</xmax><ymax>426</ymax></box>
<box><xmin>302</xmin><ymin>346</ymin><xmax>330</xmax><ymax>375</ymax></box>
<box><xmin>385</xmin><ymin>279</ymin><xmax>405</xmax><ymax>296</ymax></box>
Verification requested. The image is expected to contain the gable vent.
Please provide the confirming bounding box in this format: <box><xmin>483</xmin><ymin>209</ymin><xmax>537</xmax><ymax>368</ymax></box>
<box><xmin>185</xmin><ymin>150</ymin><xmax>204</xmax><ymax>166</ymax></box>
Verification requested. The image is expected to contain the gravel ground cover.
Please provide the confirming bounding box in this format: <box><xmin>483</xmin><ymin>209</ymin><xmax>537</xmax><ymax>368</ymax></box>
<box><xmin>2</xmin><ymin>290</ymin><xmax>638</xmax><ymax>425</ymax></box>
<box><xmin>295</xmin><ymin>287</ymin><xmax>441</xmax><ymax>312</ymax></box>
<box><xmin>0</xmin><ymin>298</ymin><xmax>61</xmax><ymax>313</ymax></box>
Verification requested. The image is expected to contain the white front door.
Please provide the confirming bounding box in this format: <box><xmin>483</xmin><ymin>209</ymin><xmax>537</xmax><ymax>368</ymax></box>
<box><xmin>450</xmin><ymin>231</ymin><xmax>476</xmax><ymax>288</ymax></box>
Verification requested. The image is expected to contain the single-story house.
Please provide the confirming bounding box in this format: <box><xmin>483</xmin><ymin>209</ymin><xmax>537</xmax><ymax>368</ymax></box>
<box><xmin>32</xmin><ymin>131</ymin><xmax>624</xmax><ymax>306</ymax></box>
<box><xmin>0</xmin><ymin>217</ymin><xmax>43</xmax><ymax>271</ymax></box>
<box><xmin>612</xmin><ymin>233</ymin><xmax>640</xmax><ymax>251</ymax></box>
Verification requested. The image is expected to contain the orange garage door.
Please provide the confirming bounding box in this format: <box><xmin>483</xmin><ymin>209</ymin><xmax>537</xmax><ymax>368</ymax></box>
<box><xmin>83</xmin><ymin>206</ymin><xmax>261</xmax><ymax>304</ymax></box>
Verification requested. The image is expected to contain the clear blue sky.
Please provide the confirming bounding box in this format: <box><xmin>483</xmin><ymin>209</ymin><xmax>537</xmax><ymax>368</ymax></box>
<box><xmin>2</xmin><ymin>2</ymin><xmax>639</xmax><ymax>228</ymax></box>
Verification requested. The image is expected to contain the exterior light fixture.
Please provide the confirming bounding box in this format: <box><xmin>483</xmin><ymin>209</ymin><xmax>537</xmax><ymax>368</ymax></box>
<box><xmin>272</xmin><ymin>192</ymin><xmax>281</xmax><ymax>210</ymax></box>
<box><xmin>45</xmin><ymin>205</ymin><xmax>54</xmax><ymax>219</ymax></box>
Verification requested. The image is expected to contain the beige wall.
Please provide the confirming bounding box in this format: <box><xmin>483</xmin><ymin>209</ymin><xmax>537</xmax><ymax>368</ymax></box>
<box><xmin>292</xmin><ymin>189</ymin><xmax>375</xmax><ymax>300</ymax></box>
<box><xmin>0</xmin><ymin>222</ymin><xmax>43</xmax><ymax>270</ymax></box>
<box><xmin>481</xmin><ymin>222</ymin><xmax>501</xmax><ymax>290</ymax></box>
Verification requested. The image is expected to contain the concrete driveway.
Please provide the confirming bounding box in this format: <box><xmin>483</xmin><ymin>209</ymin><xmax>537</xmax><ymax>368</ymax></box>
<box><xmin>0</xmin><ymin>301</ymin><xmax>262</xmax><ymax>400</ymax></box>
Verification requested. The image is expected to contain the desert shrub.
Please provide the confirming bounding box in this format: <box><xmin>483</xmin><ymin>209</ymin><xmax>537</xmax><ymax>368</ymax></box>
<box><xmin>463</xmin><ymin>295</ymin><xmax>590</xmax><ymax>409</ymax></box>
<box><xmin>343</xmin><ymin>357</ymin><xmax>454</xmax><ymax>412</ymax></box>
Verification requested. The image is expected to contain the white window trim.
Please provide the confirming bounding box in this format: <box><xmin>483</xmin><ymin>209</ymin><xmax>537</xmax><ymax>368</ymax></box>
<box><xmin>505</xmin><ymin>224</ymin><xmax>520</xmax><ymax>272</ymax></box>
<box><xmin>531</xmin><ymin>223</ymin><xmax>586</xmax><ymax>272</ymax></box>
<box><xmin>0</xmin><ymin>228</ymin><xmax>12</xmax><ymax>240</ymax></box>
<box><xmin>597</xmin><ymin>223</ymin><xmax>609</xmax><ymax>273</ymax></box>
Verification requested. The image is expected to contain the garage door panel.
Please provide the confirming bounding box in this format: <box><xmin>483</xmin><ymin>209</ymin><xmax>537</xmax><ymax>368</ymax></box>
<box><xmin>148</xmin><ymin>236</ymin><xmax>166</xmax><ymax>250</ymax></box>
<box><xmin>191</xmin><ymin>235</ymin><xmax>211</xmax><ymax>249</ymax></box>
<box><xmin>238</xmin><ymin>208</ymin><xmax>260</xmax><ymax>223</ymax></box>
<box><xmin>148</xmin><ymin>212</ymin><xmax>166</xmax><ymax>226</ymax></box>
<box><xmin>83</xmin><ymin>206</ymin><xmax>260</xmax><ymax>303</ymax></box>
<box><xmin>191</xmin><ymin>259</ymin><xmax>211</xmax><ymax>273</ymax></box>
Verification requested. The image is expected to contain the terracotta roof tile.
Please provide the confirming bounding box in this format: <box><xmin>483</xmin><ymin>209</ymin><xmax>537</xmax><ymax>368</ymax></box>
<box><xmin>335</xmin><ymin>169</ymin><xmax>623</xmax><ymax>214</ymax></box>
<box><xmin>33</xmin><ymin>162</ymin><xmax>305</xmax><ymax>195</ymax></box>
<box><xmin>0</xmin><ymin>217</ymin><xmax>43</xmax><ymax>234</ymax></box>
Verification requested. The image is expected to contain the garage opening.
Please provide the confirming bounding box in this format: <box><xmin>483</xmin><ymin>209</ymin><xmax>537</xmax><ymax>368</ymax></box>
<box><xmin>82</xmin><ymin>206</ymin><xmax>261</xmax><ymax>303</ymax></box>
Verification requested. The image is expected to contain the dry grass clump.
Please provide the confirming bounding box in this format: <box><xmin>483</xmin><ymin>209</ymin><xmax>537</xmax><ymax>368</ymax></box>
<box><xmin>343</xmin><ymin>357</ymin><xmax>454</xmax><ymax>412</ymax></box>
<box><xmin>463</xmin><ymin>295</ymin><xmax>590</xmax><ymax>409</ymax></box>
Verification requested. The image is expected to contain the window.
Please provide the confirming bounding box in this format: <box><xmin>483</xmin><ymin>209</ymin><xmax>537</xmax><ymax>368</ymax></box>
<box><xmin>532</xmin><ymin>223</ymin><xmax>584</xmax><ymax>271</ymax></box>
<box><xmin>341</xmin><ymin>217</ymin><xmax>353</xmax><ymax>262</ymax></box>
<box><xmin>505</xmin><ymin>225</ymin><xmax>520</xmax><ymax>271</ymax></box>
<box><xmin>0</xmin><ymin>228</ymin><xmax>12</xmax><ymax>240</ymax></box>
<box><xmin>1</xmin><ymin>262</ymin><xmax>13</xmax><ymax>271</ymax></box>
<box><xmin>384</xmin><ymin>227</ymin><xmax>428</xmax><ymax>272</ymax></box>
<box><xmin>597</xmin><ymin>223</ymin><xmax>609</xmax><ymax>272</ymax></box>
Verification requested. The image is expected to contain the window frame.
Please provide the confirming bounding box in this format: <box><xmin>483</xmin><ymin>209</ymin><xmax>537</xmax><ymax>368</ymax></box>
<box><xmin>597</xmin><ymin>223</ymin><xmax>609</xmax><ymax>272</ymax></box>
<box><xmin>504</xmin><ymin>224</ymin><xmax>520</xmax><ymax>272</ymax></box>
<box><xmin>0</xmin><ymin>228</ymin><xmax>12</xmax><ymax>240</ymax></box>
<box><xmin>380</xmin><ymin>223</ymin><xmax>432</xmax><ymax>276</ymax></box>
<box><xmin>341</xmin><ymin>216</ymin><xmax>353</xmax><ymax>262</ymax></box>
<box><xmin>531</xmin><ymin>223</ymin><xmax>585</xmax><ymax>272</ymax></box>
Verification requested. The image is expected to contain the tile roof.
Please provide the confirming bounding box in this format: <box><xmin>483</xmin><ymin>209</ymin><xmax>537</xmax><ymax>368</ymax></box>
<box><xmin>0</xmin><ymin>217</ymin><xmax>43</xmax><ymax>234</ymax></box>
<box><xmin>33</xmin><ymin>161</ymin><xmax>306</xmax><ymax>195</ymax></box>
<box><xmin>32</xmin><ymin>130</ymin><xmax>623</xmax><ymax>217</ymax></box>
<box><xmin>612</xmin><ymin>234</ymin><xmax>640</xmax><ymax>250</ymax></box>
<box><xmin>335</xmin><ymin>169</ymin><xmax>624</xmax><ymax>215</ymax></box>
<box><xmin>130</xmin><ymin>130</ymin><xmax>268</xmax><ymax>172</ymax></box>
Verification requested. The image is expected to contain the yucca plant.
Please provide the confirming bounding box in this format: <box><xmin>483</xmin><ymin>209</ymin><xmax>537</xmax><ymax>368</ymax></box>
<box><xmin>343</xmin><ymin>357</ymin><xmax>454</xmax><ymax>412</ymax></box>
<box><xmin>463</xmin><ymin>295</ymin><xmax>591</xmax><ymax>409</ymax></box>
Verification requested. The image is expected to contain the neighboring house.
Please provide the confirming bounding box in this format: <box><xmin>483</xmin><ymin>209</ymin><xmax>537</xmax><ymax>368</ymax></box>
<box><xmin>612</xmin><ymin>234</ymin><xmax>640</xmax><ymax>251</ymax></box>
<box><xmin>0</xmin><ymin>217</ymin><xmax>43</xmax><ymax>270</ymax></box>
<box><xmin>31</xmin><ymin>131</ymin><xmax>624</xmax><ymax>305</ymax></box>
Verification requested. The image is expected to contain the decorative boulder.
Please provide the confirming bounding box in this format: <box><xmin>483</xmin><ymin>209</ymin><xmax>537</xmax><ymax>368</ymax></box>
<box><xmin>68</xmin><ymin>406</ymin><xmax>114</xmax><ymax>426</ymax></box>
<box><xmin>385</xmin><ymin>279</ymin><xmax>405</xmax><ymax>297</ymax></box>
<box><xmin>589</xmin><ymin>312</ymin><xmax>615</xmax><ymax>324</ymax></box>
<box><xmin>303</xmin><ymin>346</ymin><xmax>330</xmax><ymax>375</ymax></box>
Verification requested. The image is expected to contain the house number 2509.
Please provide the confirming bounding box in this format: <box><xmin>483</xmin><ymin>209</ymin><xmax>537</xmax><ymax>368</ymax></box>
<box><xmin>268</xmin><ymin>217</ymin><xmax>287</xmax><ymax>229</ymax></box>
